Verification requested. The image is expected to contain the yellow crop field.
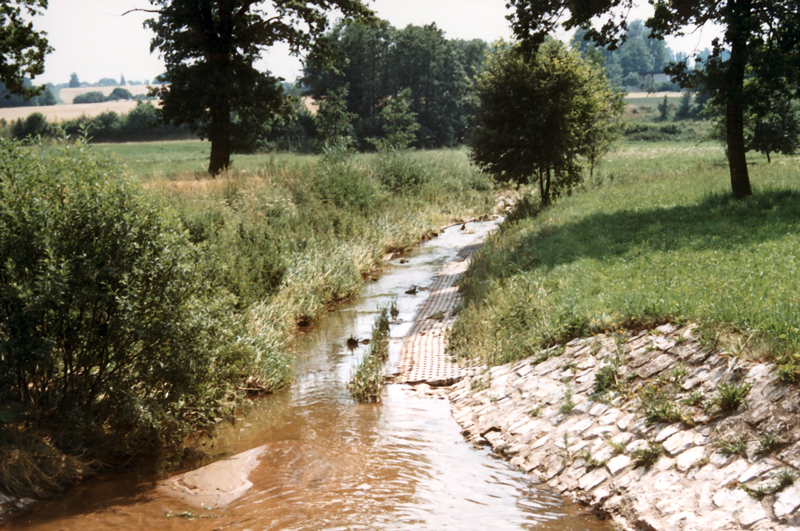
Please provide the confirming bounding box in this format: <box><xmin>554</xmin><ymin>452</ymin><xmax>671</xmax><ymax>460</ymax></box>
<box><xmin>0</xmin><ymin>100</ymin><xmax>161</xmax><ymax>124</ymax></box>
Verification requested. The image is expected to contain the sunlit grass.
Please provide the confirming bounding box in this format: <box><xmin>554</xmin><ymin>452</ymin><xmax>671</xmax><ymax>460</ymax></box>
<box><xmin>451</xmin><ymin>141</ymin><xmax>800</xmax><ymax>379</ymax></box>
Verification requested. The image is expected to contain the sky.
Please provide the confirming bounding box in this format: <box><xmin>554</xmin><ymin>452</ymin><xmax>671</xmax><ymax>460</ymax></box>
<box><xmin>34</xmin><ymin>0</ymin><xmax>722</xmax><ymax>87</ymax></box>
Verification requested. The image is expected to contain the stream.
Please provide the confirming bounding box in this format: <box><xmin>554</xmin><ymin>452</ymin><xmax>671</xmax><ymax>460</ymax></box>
<box><xmin>7</xmin><ymin>220</ymin><xmax>611</xmax><ymax>531</ymax></box>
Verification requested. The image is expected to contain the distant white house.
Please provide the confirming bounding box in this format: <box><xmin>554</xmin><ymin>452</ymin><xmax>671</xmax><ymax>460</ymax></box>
<box><xmin>638</xmin><ymin>71</ymin><xmax>671</xmax><ymax>88</ymax></box>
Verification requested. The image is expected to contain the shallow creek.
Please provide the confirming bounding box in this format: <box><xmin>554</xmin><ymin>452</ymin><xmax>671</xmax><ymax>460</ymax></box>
<box><xmin>8</xmin><ymin>220</ymin><xmax>610</xmax><ymax>531</ymax></box>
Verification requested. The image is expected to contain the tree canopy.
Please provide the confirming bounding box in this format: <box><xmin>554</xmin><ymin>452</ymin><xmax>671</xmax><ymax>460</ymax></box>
<box><xmin>0</xmin><ymin>0</ymin><xmax>51</xmax><ymax>99</ymax></box>
<box><xmin>303</xmin><ymin>20</ymin><xmax>485</xmax><ymax>150</ymax></box>
<box><xmin>506</xmin><ymin>0</ymin><xmax>800</xmax><ymax>199</ymax></box>
<box><xmin>144</xmin><ymin>0</ymin><xmax>373</xmax><ymax>174</ymax></box>
<box><xmin>469</xmin><ymin>40</ymin><xmax>623</xmax><ymax>206</ymax></box>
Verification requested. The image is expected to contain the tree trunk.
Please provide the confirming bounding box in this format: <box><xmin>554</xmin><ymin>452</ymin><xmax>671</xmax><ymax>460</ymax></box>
<box><xmin>725</xmin><ymin>0</ymin><xmax>753</xmax><ymax>199</ymax></box>
<box><xmin>208</xmin><ymin>115</ymin><xmax>231</xmax><ymax>175</ymax></box>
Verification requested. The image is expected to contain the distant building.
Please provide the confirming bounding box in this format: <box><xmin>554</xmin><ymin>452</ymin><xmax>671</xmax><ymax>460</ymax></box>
<box><xmin>638</xmin><ymin>71</ymin><xmax>671</xmax><ymax>89</ymax></box>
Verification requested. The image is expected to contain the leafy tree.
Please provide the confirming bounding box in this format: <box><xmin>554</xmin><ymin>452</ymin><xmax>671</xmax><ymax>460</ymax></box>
<box><xmin>0</xmin><ymin>1</ymin><xmax>51</xmax><ymax>99</ymax></box>
<box><xmin>0</xmin><ymin>78</ymin><xmax>55</xmax><ymax>107</ymax></box>
<box><xmin>746</xmin><ymin>95</ymin><xmax>800</xmax><ymax>162</ymax></box>
<box><xmin>369</xmin><ymin>87</ymin><xmax>419</xmax><ymax>151</ymax></box>
<box><xmin>316</xmin><ymin>85</ymin><xmax>356</xmax><ymax>152</ymax></box>
<box><xmin>303</xmin><ymin>20</ymin><xmax>477</xmax><ymax>150</ymax></box>
<box><xmin>506</xmin><ymin>0</ymin><xmax>800</xmax><ymax>199</ymax></box>
<box><xmin>72</xmin><ymin>91</ymin><xmax>106</xmax><ymax>104</ymax></box>
<box><xmin>107</xmin><ymin>87</ymin><xmax>133</xmax><ymax>100</ymax></box>
<box><xmin>143</xmin><ymin>0</ymin><xmax>372</xmax><ymax>175</ymax></box>
<box><xmin>675</xmin><ymin>91</ymin><xmax>694</xmax><ymax>121</ymax></box>
<box><xmin>11</xmin><ymin>111</ymin><xmax>54</xmax><ymax>139</ymax></box>
<box><xmin>120</xmin><ymin>74</ymin><xmax>126</xmax><ymax>86</ymax></box>
<box><xmin>657</xmin><ymin>95</ymin><xmax>670</xmax><ymax>121</ymax></box>
<box><xmin>69</xmin><ymin>72</ymin><xmax>80</xmax><ymax>88</ymax></box>
<box><xmin>95</xmin><ymin>77</ymin><xmax>119</xmax><ymax>87</ymax></box>
<box><xmin>469</xmin><ymin>40</ymin><xmax>623</xmax><ymax>206</ymax></box>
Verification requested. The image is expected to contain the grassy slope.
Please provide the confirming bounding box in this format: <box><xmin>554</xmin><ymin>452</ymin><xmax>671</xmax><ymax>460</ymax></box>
<box><xmin>450</xmin><ymin>141</ymin><xmax>800</xmax><ymax>379</ymax></box>
<box><xmin>110</xmin><ymin>142</ymin><xmax>498</xmax><ymax>389</ymax></box>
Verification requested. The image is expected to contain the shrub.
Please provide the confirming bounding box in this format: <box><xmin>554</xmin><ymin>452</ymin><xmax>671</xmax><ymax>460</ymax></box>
<box><xmin>72</xmin><ymin>91</ymin><xmax>106</xmax><ymax>104</ymax></box>
<box><xmin>0</xmin><ymin>139</ymin><xmax>254</xmax><ymax>456</ymax></box>
<box><xmin>11</xmin><ymin>112</ymin><xmax>56</xmax><ymax>140</ymax></box>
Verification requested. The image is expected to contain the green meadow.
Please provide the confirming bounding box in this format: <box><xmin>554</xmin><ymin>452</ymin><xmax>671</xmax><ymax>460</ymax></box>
<box><xmin>450</xmin><ymin>141</ymin><xmax>800</xmax><ymax>381</ymax></box>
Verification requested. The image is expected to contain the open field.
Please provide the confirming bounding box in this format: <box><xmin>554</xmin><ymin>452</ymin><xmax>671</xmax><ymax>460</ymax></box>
<box><xmin>0</xmin><ymin>100</ymin><xmax>156</xmax><ymax>123</ymax></box>
<box><xmin>57</xmin><ymin>84</ymin><xmax>163</xmax><ymax>104</ymax></box>
<box><xmin>451</xmin><ymin>141</ymin><xmax>800</xmax><ymax>380</ymax></box>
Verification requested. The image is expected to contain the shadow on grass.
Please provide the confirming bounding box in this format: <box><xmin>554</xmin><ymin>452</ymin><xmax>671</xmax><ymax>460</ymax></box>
<box><xmin>501</xmin><ymin>188</ymin><xmax>800</xmax><ymax>275</ymax></box>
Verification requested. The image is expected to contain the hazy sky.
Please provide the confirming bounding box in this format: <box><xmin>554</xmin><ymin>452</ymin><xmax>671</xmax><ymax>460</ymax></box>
<box><xmin>35</xmin><ymin>0</ymin><xmax>721</xmax><ymax>86</ymax></box>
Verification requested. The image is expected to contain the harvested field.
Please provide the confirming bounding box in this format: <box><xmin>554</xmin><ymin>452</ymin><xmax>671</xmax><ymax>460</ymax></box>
<box><xmin>57</xmin><ymin>85</ymin><xmax>163</xmax><ymax>104</ymax></box>
<box><xmin>0</xmin><ymin>100</ymin><xmax>161</xmax><ymax>123</ymax></box>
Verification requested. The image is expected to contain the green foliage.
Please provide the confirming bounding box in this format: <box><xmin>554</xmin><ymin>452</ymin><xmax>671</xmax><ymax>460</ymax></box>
<box><xmin>639</xmin><ymin>384</ymin><xmax>687</xmax><ymax>425</ymax></box>
<box><xmin>303</xmin><ymin>20</ymin><xmax>477</xmax><ymax>150</ymax></box>
<box><xmin>11</xmin><ymin>111</ymin><xmax>54</xmax><ymax>139</ymax></box>
<box><xmin>674</xmin><ymin>91</ymin><xmax>694</xmax><ymax>121</ymax></box>
<box><xmin>316</xmin><ymin>86</ymin><xmax>357</xmax><ymax>152</ymax></box>
<box><xmin>0</xmin><ymin>1</ymin><xmax>52</xmax><ymax>98</ymax></box>
<box><xmin>592</xmin><ymin>356</ymin><xmax>625</xmax><ymax>399</ymax></box>
<box><xmin>0</xmin><ymin>139</ymin><xmax>258</xmax><ymax>457</ymax></box>
<box><xmin>710</xmin><ymin>381</ymin><xmax>752</xmax><ymax>414</ymax></box>
<box><xmin>560</xmin><ymin>386</ymin><xmax>575</xmax><ymax>414</ymax></box>
<box><xmin>107</xmin><ymin>87</ymin><xmax>134</xmax><ymax>100</ymax></box>
<box><xmin>348</xmin><ymin>307</ymin><xmax>391</xmax><ymax>402</ymax></box>
<box><xmin>59</xmin><ymin>102</ymin><xmax>191</xmax><ymax>143</ymax></box>
<box><xmin>146</xmin><ymin>0</ymin><xmax>372</xmax><ymax>174</ymax></box>
<box><xmin>449</xmin><ymin>142</ymin><xmax>800</xmax><ymax>377</ymax></box>
<box><xmin>469</xmin><ymin>40</ymin><xmax>623</xmax><ymax>205</ymax></box>
<box><xmin>631</xmin><ymin>442</ymin><xmax>664</xmax><ymax>467</ymax></box>
<box><xmin>657</xmin><ymin>96</ymin><xmax>670</xmax><ymax>121</ymax></box>
<box><xmin>72</xmin><ymin>91</ymin><xmax>106</xmax><ymax>104</ymax></box>
<box><xmin>369</xmin><ymin>88</ymin><xmax>419</xmax><ymax>152</ymax></box>
<box><xmin>717</xmin><ymin>436</ymin><xmax>747</xmax><ymax>456</ymax></box>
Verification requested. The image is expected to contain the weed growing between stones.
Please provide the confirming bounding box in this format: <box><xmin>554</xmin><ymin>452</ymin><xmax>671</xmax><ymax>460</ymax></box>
<box><xmin>742</xmin><ymin>469</ymin><xmax>797</xmax><ymax>499</ymax></box>
<box><xmin>716</xmin><ymin>435</ymin><xmax>747</xmax><ymax>456</ymax></box>
<box><xmin>682</xmin><ymin>391</ymin><xmax>705</xmax><ymax>407</ymax></box>
<box><xmin>592</xmin><ymin>356</ymin><xmax>626</xmax><ymax>401</ymax></box>
<box><xmin>631</xmin><ymin>442</ymin><xmax>665</xmax><ymax>467</ymax></box>
<box><xmin>560</xmin><ymin>386</ymin><xmax>576</xmax><ymax>414</ymax></box>
<box><xmin>756</xmin><ymin>432</ymin><xmax>779</xmax><ymax>455</ymax></box>
<box><xmin>606</xmin><ymin>437</ymin><xmax>628</xmax><ymax>455</ymax></box>
<box><xmin>348</xmin><ymin>307</ymin><xmax>391</xmax><ymax>402</ymax></box>
<box><xmin>639</xmin><ymin>383</ymin><xmax>691</xmax><ymax>425</ymax></box>
<box><xmin>529</xmin><ymin>405</ymin><xmax>543</xmax><ymax>417</ymax></box>
<box><xmin>579</xmin><ymin>449</ymin><xmax>607</xmax><ymax>470</ymax></box>
<box><xmin>710</xmin><ymin>381</ymin><xmax>752</xmax><ymax>414</ymax></box>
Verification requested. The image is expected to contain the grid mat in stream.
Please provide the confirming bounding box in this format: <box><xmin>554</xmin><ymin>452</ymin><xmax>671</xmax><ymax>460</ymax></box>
<box><xmin>395</xmin><ymin>244</ymin><xmax>485</xmax><ymax>386</ymax></box>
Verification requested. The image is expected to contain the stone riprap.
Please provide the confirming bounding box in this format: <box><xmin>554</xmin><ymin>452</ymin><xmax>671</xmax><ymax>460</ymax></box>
<box><xmin>448</xmin><ymin>323</ymin><xmax>800</xmax><ymax>531</ymax></box>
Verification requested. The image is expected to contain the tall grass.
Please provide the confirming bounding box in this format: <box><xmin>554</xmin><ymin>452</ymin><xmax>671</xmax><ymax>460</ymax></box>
<box><xmin>450</xmin><ymin>141</ymin><xmax>800</xmax><ymax>379</ymax></box>
<box><xmin>348</xmin><ymin>306</ymin><xmax>391</xmax><ymax>402</ymax></box>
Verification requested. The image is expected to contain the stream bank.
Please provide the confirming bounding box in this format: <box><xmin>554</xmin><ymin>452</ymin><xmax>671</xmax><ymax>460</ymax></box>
<box><xmin>449</xmin><ymin>323</ymin><xmax>800</xmax><ymax>531</ymax></box>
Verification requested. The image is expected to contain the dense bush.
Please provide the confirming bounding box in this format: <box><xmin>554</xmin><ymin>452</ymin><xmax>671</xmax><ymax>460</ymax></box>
<box><xmin>72</xmin><ymin>91</ymin><xmax>106</xmax><ymax>104</ymax></box>
<box><xmin>10</xmin><ymin>112</ymin><xmax>55</xmax><ymax>139</ymax></box>
<box><xmin>0</xmin><ymin>140</ymin><xmax>254</xmax><ymax>456</ymax></box>
<box><xmin>58</xmin><ymin>102</ymin><xmax>191</xmax><ymax>142</ymax></box>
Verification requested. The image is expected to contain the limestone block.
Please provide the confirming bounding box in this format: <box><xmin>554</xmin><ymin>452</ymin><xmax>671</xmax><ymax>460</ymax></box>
<box><xmin>638</xmin><ymin>354</ymin><xmax>676</xmax><ymax>379</ymax></box>
<box><xmin>676</xmin><ymin>446</ymin><xmax>707</xmax><ymax>472</ymax></box>
<box><xmin>663</xmin><ymin>430</ymin><xmax>695</xmax><ymax>456</ymax></box>
<box><xmin>774</xmin><ymin>482</ymin><xmax>800</xmax><ymax>518</ymax></box>
<box><xmin>579</xmin><ymin>469</ymin><xmax>609</xmax><ymax>491</ymax></box>
<box><xmin>567</xmin><ymin>418</ymin><xmax>595</xmax><ymax>435</ymax></box>
<box><xmin>607</xmin><ymin>455</ymin><xmax>633</xmax><ymax>476</ymax></box>
<box><xmin>738</xmin><ymin>461</ymin><xmax>777</xmax><ymax>484</ymax></box>
<box><xmin>589</xmin><ymin>402</ymin><xmax>610</xmax><ymax>416</ymax></box>
<box><xmin>738</xmin><ymin>502</ymin><xmax>768</xmax><ymax>527</ymax></box>
<box><xmin>585</xmin><ymin>425</ymin><xmax>617</xmax><ymax>441</ymax></box>
<box><xmin>598</xmin><ymin>408</ymin><xmax>623</xmax><ymax>425</ymax></box>
<box><xmin>617</xmin><ymin>413</ymin><xmax>637</xmax><ymax>431</ymax></box>
<box><xmin>654</xmin><ymin>424</ymin><xmax>683</xmax><ymax>443</ymax></box>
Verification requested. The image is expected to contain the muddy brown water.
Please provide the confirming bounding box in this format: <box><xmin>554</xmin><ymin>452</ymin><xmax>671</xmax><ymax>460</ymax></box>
<box><xmin>8</xmin><ymin>220</ymin><xmax>611</xmax><ymax>531</ymax></box>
